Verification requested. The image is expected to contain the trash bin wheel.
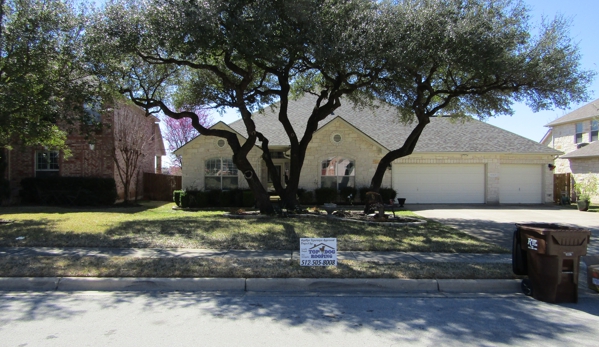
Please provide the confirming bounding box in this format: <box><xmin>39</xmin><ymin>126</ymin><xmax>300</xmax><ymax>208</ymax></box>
<box><xmin>521</xmin><ymin>279</ymin><xmax>533</xmax><ymax>296</ymax></box>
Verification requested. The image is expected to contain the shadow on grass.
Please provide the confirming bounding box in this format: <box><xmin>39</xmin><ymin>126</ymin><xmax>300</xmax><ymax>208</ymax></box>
<box><xmin>0</xmin><ymin>201</ymin><xmax>171</xmax><ymax>216</ymax></box>
<box><xmin>0</xmin><ymin>213</ymin><xmax>506</xmax><ymax>253</ymax></box>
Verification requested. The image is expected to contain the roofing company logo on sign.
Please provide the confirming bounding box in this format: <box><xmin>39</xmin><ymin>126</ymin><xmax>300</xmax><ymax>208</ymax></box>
<box><xmin>300</xmin><ymin>238</ymin><xmax>337</xmax><ymax>266</ymax></box>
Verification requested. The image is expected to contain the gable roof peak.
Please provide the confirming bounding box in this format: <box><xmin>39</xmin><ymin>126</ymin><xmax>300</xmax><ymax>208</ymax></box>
<box><xmin>545</xmin><ymin>98</ymin><xmax>599</xmax><ymax>127</ymax></box>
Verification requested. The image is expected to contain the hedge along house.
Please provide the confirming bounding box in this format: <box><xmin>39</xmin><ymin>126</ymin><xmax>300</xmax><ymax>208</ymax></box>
<box><xmin>3</xmin><ymin>102</ymin><xmax>166</xmax><ymax>203</ymax></box>
<box><xmin>175</xmin><ymin>95</ymin><xmax>561</xmax><ymax>204</ymax></box>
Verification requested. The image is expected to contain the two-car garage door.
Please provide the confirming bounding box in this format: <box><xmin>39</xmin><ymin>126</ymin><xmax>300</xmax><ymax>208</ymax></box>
<box><xmin>392</xmin><ymin>164</ymin><xmax>543</xmax><ymax>204</ymax></box>
<box><xmin>392</xmin><ymin>164</ymin><xmax>485</xmax><ymax>204</ymax></box>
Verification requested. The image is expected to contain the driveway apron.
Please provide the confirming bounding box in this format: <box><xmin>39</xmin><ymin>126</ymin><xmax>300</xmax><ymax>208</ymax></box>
<box><xmin>410</xmin><ymin>204</ymin><xmax>599</xmax><ymax>255</ymax></box>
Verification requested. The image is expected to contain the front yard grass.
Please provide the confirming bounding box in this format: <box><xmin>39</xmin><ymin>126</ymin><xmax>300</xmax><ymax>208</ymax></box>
<box><xmin>0</xmin><ymin>201</ymin><xmax>507</xmax><ymax>253</ymax></box>
<box><xmin>0</xmin><ymin>256</ymin><xmax>516</xmax><ymax>279</ymax></box>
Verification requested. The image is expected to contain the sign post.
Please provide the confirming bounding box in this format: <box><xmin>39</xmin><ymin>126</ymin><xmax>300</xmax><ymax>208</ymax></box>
<box><xmin>300</xmin><ymin>238</ymin><xmax>337</xmax><ymax>266</ymax></box>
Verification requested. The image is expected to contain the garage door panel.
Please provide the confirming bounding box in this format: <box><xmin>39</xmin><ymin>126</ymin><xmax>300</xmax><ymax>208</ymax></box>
<box><xmin>392</xmin><ymin>164</ymin><xmax>485</xmax><ymax>204</ymax></box>
<box><xmin>500</xmin><ymin>165</ymin><xmax>542</xmax><ymax>204</ymax></box>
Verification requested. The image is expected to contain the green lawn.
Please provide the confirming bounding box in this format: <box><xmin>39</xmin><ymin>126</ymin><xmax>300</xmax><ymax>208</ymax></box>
<box><xmin>0</xmin><ymin>201</ymin><xmax>507</xmax><ymax>253</ymax></box>
<box><xmin>0</xmin><ymin>256</ymin><xmax>516</xmax><ymax>279</ymax></box>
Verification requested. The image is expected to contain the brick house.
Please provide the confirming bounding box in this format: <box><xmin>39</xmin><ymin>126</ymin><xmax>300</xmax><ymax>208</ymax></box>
<box><xmin>3</xmin><ymin>102</ymin><xmax>166</xmax><ymax>203</ymax></box>
<box><xmin>542</xmin><ymin>98</ymin><xmax>599</xmax><ymax>203</ymax></box>
<box><xmin>175</xmin><ymin>95</ymin><xmax>560</xmax><ymax>204</ymax></box>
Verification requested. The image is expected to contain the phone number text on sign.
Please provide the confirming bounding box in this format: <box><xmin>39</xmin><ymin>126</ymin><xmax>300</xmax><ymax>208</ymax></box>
<box><xmin>300</xmin><ymin>238</ymin><xmax>337</xmax><ymax>266</ymax></box>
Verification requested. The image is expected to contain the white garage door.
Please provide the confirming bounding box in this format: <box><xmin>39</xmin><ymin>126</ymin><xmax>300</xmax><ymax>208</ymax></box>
<box><xmin>392</xmin><ymin>164</ymin><xmax>485</xmax><ymax>204</ymax></box>
<box><xmin>500</xmin><ymin>165</ymin><xmax>542</xmax><ymax>204</ymax></box>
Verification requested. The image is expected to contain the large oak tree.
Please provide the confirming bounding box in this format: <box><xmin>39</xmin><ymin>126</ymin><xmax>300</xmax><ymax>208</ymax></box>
<box><xmin>87</xmin><ymin>0</ymin><xmax>592</xmax><ymax>213</ymax></box>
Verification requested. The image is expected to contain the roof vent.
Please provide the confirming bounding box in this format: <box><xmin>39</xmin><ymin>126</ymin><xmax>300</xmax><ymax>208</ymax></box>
<box><xmin>577</xmin><ymin>143</ymin><xmax>589</xmax><ymax>149</ymax></box>
<box><xmin>332</xmin><ymin>133</ymin><xmax>342</xmax><ymax>143</ymax></box>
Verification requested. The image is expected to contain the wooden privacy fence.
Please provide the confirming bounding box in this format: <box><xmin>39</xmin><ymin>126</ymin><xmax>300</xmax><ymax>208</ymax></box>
<box><xmin>553</xmin><ymin>173</ymin><xmax>571</xmax><ymax>204</ymax></box>
<box><xmin>143</xmin><ymin>173</ymin><xmax>182</xmax><ymax>201</ymax></box>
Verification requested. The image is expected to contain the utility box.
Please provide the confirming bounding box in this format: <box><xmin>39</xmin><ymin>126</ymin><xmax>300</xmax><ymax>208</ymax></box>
<box><xmin>517</xmin><ymin>223</ymin><xmax>591</xmax><ymax>303</ymax></box>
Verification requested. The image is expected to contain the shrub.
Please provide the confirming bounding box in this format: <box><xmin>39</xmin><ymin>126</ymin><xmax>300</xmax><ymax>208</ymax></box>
<box><xmin>314</xmin><ymin>187</ymin><xmax>338</xmax><ymax>204</ymax></box>
<box><xmin>220</xmin><ymin>190</ymin><xmax>232</xmax><ymax>207</ymax></box>
<box><xmin>207</xmin><ymin>189</ymin><xmax>221</xmax><ymax>206</ymax></box>
<box><xmin>20</xmin><ymin>177</ymin><xmax>117</xmax><ymax>206</ymax></box>
<box><xmin>358</xmin><ymin>187</ymin><xmax>370</xmax><ymax>203</ymax></box>
<box><xmin>379</xmin><ymin>188</ymin><xmax>397</xmax><ymax>203</ymax></box>
<box><xmin>179</xmin><ymin>190</ymin><xmax>190</xmax><ymax>208</ymax></box>
<box><xmin>173</xmin><ymin>190</ymin><xmax>183</xmax><ymax>206</ymax></box>
<box><xmin>298</xmin><ymin>190</ymin><xmax>314</xmax><ymax>204</ymax></box>
<box><xmin>575</xmin><ymin>175</ymin><xmax>598</xmax><ymax>202</ymax></box>
<box><xmin>0</xmin><ymin>178</ymin><xmax>9</xmax><ymax>200</ymax></box>
<box><xmin>242</xmin><ymin>190</ymin><xmax>255</xmax><ymax>207</ymax></box>
<box><xmin>340</xmin><ymin>186</ymin><xmax>357</xmax><ymax>203</ymax></box>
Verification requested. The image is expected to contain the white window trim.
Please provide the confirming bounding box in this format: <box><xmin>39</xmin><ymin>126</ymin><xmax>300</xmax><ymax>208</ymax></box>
<box><xmin>205</xmin><ymin>157</ymin><xmax>239</xmax><ymax>190</ymax></box>
<box><xmin>575</xmin><ymin>122</ymin><xmax>584</xmax><ymax>143</ymax></box>
<box><xmin>35</xmin><ymin>151</ymin><xmax>60</xmax><ymax>173</ymax></box>
<box><xmin>591</xmin><ymin>120</ymin><xmax>598</xmax><ymax>142</ymax></box>
<box><xmin>320</xmin><ymin>156</ymin><xmax>356</xmax><ymax>190</ymax></box>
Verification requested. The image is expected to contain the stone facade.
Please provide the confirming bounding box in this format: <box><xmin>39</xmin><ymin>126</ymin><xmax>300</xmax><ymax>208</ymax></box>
<box><xmin>178</xmin><ymin>118</ymin><xmax>555</xmax><ymax>204</ymax></box>
<box><xmin>178</xmin><ymin>123</ymin><xmax>263</xmax><ymax>191</ymax></box>
<box><xmin>3</xmin><ymin>103</ymin><xmax>164</xmax><ymax>202</ymax></box>
<box><xmin>545</xmin><ymin>116</ymin><xmax>599</xmax><ymax>203</ymax></box>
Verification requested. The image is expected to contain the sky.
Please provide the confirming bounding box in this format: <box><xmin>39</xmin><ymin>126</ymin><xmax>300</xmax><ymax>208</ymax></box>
<box><xmin>211</xmin><ymin>0</ymin><xmax>599</xmax><ymax>143</ymax></box>
<box><xmin>91</xmin><ymin>0</ymin><xmax>599</xmax><ymax>143</ymax></box>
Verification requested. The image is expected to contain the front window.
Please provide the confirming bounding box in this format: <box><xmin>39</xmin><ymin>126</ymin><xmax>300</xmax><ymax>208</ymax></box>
<box><xmin>321</xmin><ymin>156</ymin><xmax>355</xmax><ymax>190</ymax></box>
<box><xmin>591</xmin><ymin>120</ymin><xmax>598</xmax><ymax>142</ymax></box>
<box><xmin>575</xmin><ymin>122</ymin><xmax>583</xmax><ymax>143</ymax></box>
<box><xmin>205</xmin><ymin>157</ymin><xmax>238</xmax><ymax>190</ymax></box>
<box><xmin>36</xmin><ymin>151</ymin><xmax>59</xmax><ymax>177</ymax></box>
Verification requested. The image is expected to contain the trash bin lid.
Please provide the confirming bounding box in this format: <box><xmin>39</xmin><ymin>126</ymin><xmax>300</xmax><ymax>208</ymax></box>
<box><xmin>516</xmin><ymin>223</ymin><xmax>591</xmax><ymax>235</ymax></box>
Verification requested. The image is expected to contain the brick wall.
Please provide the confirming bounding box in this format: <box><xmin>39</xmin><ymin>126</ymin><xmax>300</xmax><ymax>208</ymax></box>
<box><xmin>5</xmin><ymin>103</ymin><xmax>161</xmax><ymax>202</ymax></box>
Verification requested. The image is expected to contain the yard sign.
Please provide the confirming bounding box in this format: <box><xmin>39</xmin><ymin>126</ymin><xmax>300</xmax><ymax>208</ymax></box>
<box><xmin>300</xmin><ymin>238</ymin><xmax>337</xmax><ymax>266</ymax></box>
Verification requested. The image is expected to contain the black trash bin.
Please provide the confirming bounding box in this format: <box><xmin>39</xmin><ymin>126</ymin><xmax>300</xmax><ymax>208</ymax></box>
<box><xmin>516</xmin><ymin>223</ymin><xmax>591</xmax><ymax>303</ymax></box>
<box><xmin>512</xmin><ymin>227</ymin><xmax>528</xmax><ymax>276</ymax></box>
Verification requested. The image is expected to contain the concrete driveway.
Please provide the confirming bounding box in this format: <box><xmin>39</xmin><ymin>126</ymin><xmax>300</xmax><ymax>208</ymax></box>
<box><xmin>410</xmin><ymin>205</ymin><xmax>599</xmax><ymax>254</ymax></box>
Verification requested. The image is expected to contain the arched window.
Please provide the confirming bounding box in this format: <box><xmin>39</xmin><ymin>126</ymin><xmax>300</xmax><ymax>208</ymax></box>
<box><xmin>321</xmin><ymin>156</ymin><xmax>355</xmax><ymax>190</ymax></box>
<box><xmin>205</xmin><ymin>158</ymin><xmax>238</xmax><ymax>190</ymax></box>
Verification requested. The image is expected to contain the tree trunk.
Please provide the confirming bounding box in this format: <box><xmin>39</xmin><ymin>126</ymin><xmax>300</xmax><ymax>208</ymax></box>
<box><xmin>369</xmin><ymin>118</ymin><xmax>430</xmax><ymax>192</ymax></box>
<box><xmin>233</xmin><ymin>154</ymin><xmax>274</xmax><ymax>214</ymax></box>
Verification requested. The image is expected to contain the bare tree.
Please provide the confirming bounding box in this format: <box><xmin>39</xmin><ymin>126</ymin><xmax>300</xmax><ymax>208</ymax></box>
<box><xmin>162</xmin><ymin>109</ymin><xmax>212</xmax><ymax>168</ymax></box>
<box><xmin>111</xmin><ymin>105</ymin><xmax>153</xmax><ymax>204</ymax></box>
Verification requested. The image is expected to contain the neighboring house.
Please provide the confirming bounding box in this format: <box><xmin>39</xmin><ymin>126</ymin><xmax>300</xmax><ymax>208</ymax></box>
<box><xmin>175</xmin><ymin>95</ymin><xmax>560</xmax><ymax>204</ymax></box>
<box><xmin>3</xmin><ymin>102</ymin><xmax>166</xmax><ymax>202</ymax></box>
<box><xmin>542</xmin><ymin>98</ymin><xmax>599</xmax><ymax>203</ymax></box>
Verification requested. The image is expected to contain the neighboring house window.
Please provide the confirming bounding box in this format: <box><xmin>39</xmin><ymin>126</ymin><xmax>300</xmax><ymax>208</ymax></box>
<box><xmin>591</xmin><ymin>120</ymin><xmax>598</xmax><ymax>142</ymax></box>
<box><xmin>205</xmin><ymin>157</ymin><xmax>238</xmax><ymax>190</ymax></box>
<box><xmin>83</xmin><ymin>99</ymin><xmax>102</xmax><ymax>124</ymax></box>
<box><xmin>36</xmin><ymin>151</ymin><xmax>59</xmax><ymax>177</ymax></box>
<box><xmin>575</xmin><ymin>122</ymin><xmax>583</xmax><ymax>143</ymax></box>
<box><xmin>321</xmin><ymin>156</ymin><xmax>355</xmax><ymax>190</ymax></box>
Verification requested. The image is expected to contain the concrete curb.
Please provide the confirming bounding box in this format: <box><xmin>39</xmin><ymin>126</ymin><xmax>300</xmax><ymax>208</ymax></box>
<box><xmin>246</xmin><ymin>278</ymin><xmax>438</xmax><ymax>292</ymax></box>
<box><xmin>57</xmin><ymin>278</ymin><xmax>246</xmax><ymax>292</ymax></box>
<box><xmin>0</xmin><ymin>277</ymin><xmax>60</xmax><ymax>291</ymax></box>
<box><xmin>438</xmin><ymin>279</ymin><xmax>522</xmax><ymax>293</ymax></box>
<box><xmin>0</xmin><ymin>277</ymin><xmax>522</xmax><ymax>294</ymax></box>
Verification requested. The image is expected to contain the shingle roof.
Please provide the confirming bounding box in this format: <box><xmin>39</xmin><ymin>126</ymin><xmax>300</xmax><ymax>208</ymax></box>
<box><xmin>226</xmin><ymin>95</ymin><xmax>561</xmax><ymax>154</ymax></box>
<box><xmin>545</xmin><ymin>98</ymin><xmax>599</xmax><ymax>127</ymax></box>
<box><xmin>560</xmin><ymin>141</ymin><xmax>599</xmax><ymax>159</ymax></box>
